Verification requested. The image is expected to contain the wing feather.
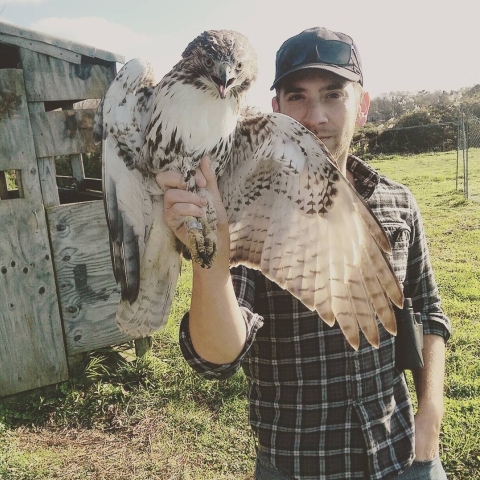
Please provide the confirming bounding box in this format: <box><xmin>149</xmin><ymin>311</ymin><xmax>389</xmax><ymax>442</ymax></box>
<box><xmin>101</xmin><ymin>135</ymin><xmax>148</xmax><ymax>303</ymax></box>
<box><xmin>95</xmin><ymin>59</ymin><xmax>181</xmax><ymax>336</ymax></box>
<box><xmin>220</xmin><ymin>112</ymin><xmax>404</xmax><ymax>349</ymax></box>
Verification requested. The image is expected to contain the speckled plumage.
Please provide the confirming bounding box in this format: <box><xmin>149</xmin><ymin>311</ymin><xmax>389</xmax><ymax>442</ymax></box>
<box><xmin>94</xmin><ymin>30</ymin><xmax>403</xmax><ymax>349</ymax></box>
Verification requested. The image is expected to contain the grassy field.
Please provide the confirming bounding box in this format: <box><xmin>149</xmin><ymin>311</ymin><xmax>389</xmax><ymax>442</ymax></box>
<box><xmin>1</xmin><ymin>150</ymin><xmax>480</xmax><ymax>479</ymax></box>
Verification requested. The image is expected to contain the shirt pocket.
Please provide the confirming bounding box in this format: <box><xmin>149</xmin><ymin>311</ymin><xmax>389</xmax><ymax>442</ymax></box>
<box><xmin>381</xmin><ymin>222</ymin><xmax>411</xmax><ymax>284</ymax></box>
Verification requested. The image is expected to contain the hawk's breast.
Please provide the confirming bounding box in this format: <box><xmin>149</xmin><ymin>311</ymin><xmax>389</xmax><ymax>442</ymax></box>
<box><xmin>147</xmin><ymin>80</ymin><xmax>240</xmax><ymax>169</ymax></box>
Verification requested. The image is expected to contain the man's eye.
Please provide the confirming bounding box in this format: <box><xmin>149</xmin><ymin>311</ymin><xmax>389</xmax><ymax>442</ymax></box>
<box><xmin>327</xmin><ymin>92</ymin><xmax>344</xmax><ymax>99</ymax></box>
<box><xmin>287</xmin><ymin>94</ymin><xmax>303</xmax><ymax>101</ymax></box>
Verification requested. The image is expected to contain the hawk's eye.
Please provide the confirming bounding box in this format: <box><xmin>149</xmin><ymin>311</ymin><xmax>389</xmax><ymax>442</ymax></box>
<box><xmin>236</xmin><ymin>62</ymin><xmax>243</xmax><ymax>70</ymax></box>
<box><xmin>205</xmin><ymin>57</ymin><xmax>214</xmax><ymax>68</ymax></box>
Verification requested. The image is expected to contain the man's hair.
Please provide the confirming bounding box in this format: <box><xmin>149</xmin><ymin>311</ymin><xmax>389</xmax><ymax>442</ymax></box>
<box><xmin>353</xmin><ymin>82</ymin><xmax>364</xmax><ymax>102</ymax></box>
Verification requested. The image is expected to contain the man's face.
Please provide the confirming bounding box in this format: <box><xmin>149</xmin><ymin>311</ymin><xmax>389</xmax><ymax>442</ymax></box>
<box><xmin>273</xmin><ymin>69</ymin><xmax>369</xmax><ymax>170</ymax></box>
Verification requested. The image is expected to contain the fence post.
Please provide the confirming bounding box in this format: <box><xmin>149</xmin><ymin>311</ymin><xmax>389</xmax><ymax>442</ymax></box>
<box><xmin>456</xmin><ymin>114</ymin><xmax>460</xmax><ymax>191</ymax></box>
<box><xmin>461</xmin><ymin>112</ymin><xmax>468</xmax><ymax>198</ymax></box>
<box><xmin>465</xmin><ymin>112</ymin><xmax>469</xmax><ymax>199</ymax></box>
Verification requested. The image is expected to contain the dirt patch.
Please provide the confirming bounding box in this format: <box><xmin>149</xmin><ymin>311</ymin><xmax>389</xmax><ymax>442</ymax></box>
<box><xmin>10</xmin><ymin>417</ymin><xmax>254</xmax><ymax>479</ymax></box>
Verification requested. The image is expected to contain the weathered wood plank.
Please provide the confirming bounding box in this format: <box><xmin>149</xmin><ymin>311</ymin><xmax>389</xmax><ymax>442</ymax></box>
<box><xmin>0</xmin><ymin>69</ymin><xmax>68</xmax><ymax>397</ymax></box>
<box><xmin>21</xmin><ymin>49</ymin><xmax>116</xmax><ymax>102</ymax></box>
<box><xmin>27</xmin><ymin>102</ymin><xmax>45</xmax><ymax>114</ymax></box>
<box><xmin>71</xmin><ymin>154</ymin><xmax>86</xmax><ymax>183</ymax></box>
<box><xmin>30</xmin><ymin>109</ymin><xmax>99</xmax><ymax>157</ymax></box>
<box><xmin>0</xmin><ymin>31</ymin><xmax>82</xmax><ymax>64</ymax></box>
<box><xmin>0</xmin><ymin>69</ymin><xmax>38</xmax><ymax>168</ymax></box>
<box><xmin>0</xmin><ymin>200</ymin><xmax>69</xmax><ymax>396</ymax></box>
<box><xmin>0</xmin><ymin>20</ymin><xmax>124</xmax><ymax>63</ymax></box>
<box><xmin>38</xmin><ymin>157</ymin><xmax>60</xmax><ymax>208</ymax></box>
<box><xmin>46</xmin><ymin>201</ymin><xmax>135</xmax><ymax>355</ymax></box>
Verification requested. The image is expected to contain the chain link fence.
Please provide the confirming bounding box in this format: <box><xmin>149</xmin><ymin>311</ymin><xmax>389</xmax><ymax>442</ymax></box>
<box><xmin>353</xmin><ymin>111</ymin><xmax>480</xmax><ymax>202</ymax></box>
<box><xmin>457</xmin><ymin>112</ymin><xmax>480</xmax><ymax>201</ymax></box>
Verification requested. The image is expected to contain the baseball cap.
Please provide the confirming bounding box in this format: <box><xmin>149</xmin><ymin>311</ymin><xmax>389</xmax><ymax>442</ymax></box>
<box><xmin>271</xmin><ymin>27</ymin><xmax>363</xmax><ymax>90</ymax></box>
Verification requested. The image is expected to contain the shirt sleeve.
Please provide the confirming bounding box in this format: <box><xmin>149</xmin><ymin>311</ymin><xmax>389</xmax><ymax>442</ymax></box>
<box><xmin>403</xmin><ymin>192</ymin><xmax>451</xmax><ymax>341</ymax></box>
<box><xmin>178</xmin><ymin>265</ymin><xmax>264</xmax><ymax>380</ymax></box>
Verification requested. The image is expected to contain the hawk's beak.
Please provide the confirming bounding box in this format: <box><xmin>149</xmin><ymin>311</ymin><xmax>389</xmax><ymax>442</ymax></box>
<box><xmin>212</xmin><ymin>63</ymin><xmax>235</xmax><ymax>99</ymax></box>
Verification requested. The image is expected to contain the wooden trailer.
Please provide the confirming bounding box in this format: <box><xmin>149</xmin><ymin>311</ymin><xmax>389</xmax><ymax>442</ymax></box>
<box><xmin>0</xmin><ymin>21</ymin><xmax>148</xmax><ymax>398</ymax></box>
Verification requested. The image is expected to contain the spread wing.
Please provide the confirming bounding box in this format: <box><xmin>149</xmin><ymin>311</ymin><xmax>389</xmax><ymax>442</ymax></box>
<box><xmin>94</xmin><ymin>59</ymin><xmax>182</xmax><ymax>337</ymax></box>
<box><xmin>94</xmin><ymin>58</ymin><xmax>156</xmax><ymax>303</ymax></box>
<box><xmin>219</xmin><ymin>113</ymin><xmax>404</xmax><ymax>349</ymax></box>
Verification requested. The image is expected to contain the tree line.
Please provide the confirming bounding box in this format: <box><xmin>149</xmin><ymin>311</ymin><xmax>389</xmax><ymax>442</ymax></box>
<box><xmin>353</xmin><ymin>84</ymin><xmax>480</xmax><ymax>156</ymax></box>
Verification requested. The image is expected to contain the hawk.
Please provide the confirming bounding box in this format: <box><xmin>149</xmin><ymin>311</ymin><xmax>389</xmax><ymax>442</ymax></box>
<box><xmin>93</xmin><ymin>30</ymin><xmax>403</xmax><ymax>350</ymax></box>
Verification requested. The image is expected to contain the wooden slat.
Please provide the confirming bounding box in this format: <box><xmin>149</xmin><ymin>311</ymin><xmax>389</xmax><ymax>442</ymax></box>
<box><xmin>27</xmin><ymin>101</ymin><xmax>45</xmax><ymax>114</ymax></box>
<box><xmin>38</xmin><ymin>157</ymin><xmax>60</xmax><ymax>208</ymax></box>
<box><xmin>70</xmin><ymin>154</ymin><xmax>86</xmax><ymax>183</ymax></box>
<box><xmin>0</xmin><ymin>69</ymin><xmax>37</xmax><ymax>168</ymax></box>
<box><xmin>46</xmin><ymin>201</ymin><xmax>135</xmax><ymax>355</ymax></box>
<box><xmin>0</xmin><ymin>199</ymin><xmax>69</xmax><ymax>396</ymax></box>
<box><xmin>0</xmin><ymin>32</ymin><xmax>82</xmax><ymax>64</ymax></box>
<box><xmin>0</xmin><ymin>69</ymin><xmax>68</xmax><ymax>397</ymax></box>
<box><xmin>30</xmin><ymin>109</ymin><xmax>99</xmax><ymax>157</ymax></box>
<box><xmin>21</xmin><ymin>49</ymin><xmax>116</xmax><ymax>102</ymax></box>
<box><xmin>0</xmin><ymin>20</ymin><xmax>124</xmax><ymax>63</ymax></box>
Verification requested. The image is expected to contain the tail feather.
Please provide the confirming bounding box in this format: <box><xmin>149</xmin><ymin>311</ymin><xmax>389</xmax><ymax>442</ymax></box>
<box><xmin>115</xmin><ymin>203</ymin><xmax>182</xmax><ymax>337</ymax></box>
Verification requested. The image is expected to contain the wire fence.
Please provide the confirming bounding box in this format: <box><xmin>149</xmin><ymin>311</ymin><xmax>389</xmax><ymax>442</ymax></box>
<box><xmin>353</xmin><ymin>111</ymin><xmax>480</xmax><ymax>201</ymax></box>
<box><xmin>352</xmin><ymin>122</ymin><xmax>457</xmax><ymax>157</ymax></box>
<box><xmin>457</xmin><ymin>113</ymin><xmax>480</xmax><ymax>201</ymax></box>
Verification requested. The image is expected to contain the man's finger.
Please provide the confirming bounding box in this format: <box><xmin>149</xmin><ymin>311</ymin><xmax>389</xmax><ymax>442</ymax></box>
<box><xmin>194</xmin><ymin>162</ymin><xmax>207</xmax><ymax>189</ymax></box>
<box><xmin>198</xmin><ymin>156</ymin><xmax>221</xmax><ymax>199</ymax></box>
<box><xmin>156</xmin><ymin>170</ymin><xmax>187</xmax><ymax>190</ymax></box>
<box><xmin>164</xmin><ymin>188</ymin><xmax>207</xmax><ymax>210</ymax></box>
<box><xmin>167</xmin><ymin>202</ymin><xmax>206</xmax><ymax>219</ymax></box>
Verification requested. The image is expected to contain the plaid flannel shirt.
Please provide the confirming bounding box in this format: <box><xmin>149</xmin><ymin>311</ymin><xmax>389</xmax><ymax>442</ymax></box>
<box><xmin>179</xmin><ymin>155</ymin><xmax>451</xmax><ymax>479</ymax></box>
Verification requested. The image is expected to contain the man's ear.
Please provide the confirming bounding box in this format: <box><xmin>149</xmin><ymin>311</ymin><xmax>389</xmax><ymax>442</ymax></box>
<box><xmin>272</xmin><ymin>96</ymin><xmax>280</xmax><ymax>113</ymax></box>
<box><xmin>356</xmin><ymin>91</ymin><xmax>370</xmax><ymax>127</ymax></box>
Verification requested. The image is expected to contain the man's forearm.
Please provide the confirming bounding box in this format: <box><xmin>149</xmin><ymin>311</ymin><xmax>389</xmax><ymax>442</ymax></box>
<box><xmin>412</xmin><ymin>334</ymin><xmax>446</xmax><ymax>459</ymax></box>
<box><xmin>414</xmin><ymin>334</ymin><xmax>446</xmax><ymax>416</ymax></box>
<box><xmin>188</xmin><ymin>225</ymin><xmax>247</xmax><ymax>365</ymax></box>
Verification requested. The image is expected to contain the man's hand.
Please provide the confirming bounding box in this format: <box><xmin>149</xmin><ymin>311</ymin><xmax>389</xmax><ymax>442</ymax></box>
<box><xmin>156</xmin><ymin>156</ymin><xmax>228</xmax><ymax>250</ymax></box>
<box><xmin>414</xmin><ymin>407</ymin><xmax>442</xmax><ymax>461</ymax></box>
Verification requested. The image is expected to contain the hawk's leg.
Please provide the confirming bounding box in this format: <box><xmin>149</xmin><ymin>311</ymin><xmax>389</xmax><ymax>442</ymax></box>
<box><xmin>183</xmin><ymin>170</ymin><xmax>217</xmax><ymax>268</ymax></box>
<box><xmin>199</xmin><ymin>187</ymin><xmax>217</xmax><ymax>262</ymax></box>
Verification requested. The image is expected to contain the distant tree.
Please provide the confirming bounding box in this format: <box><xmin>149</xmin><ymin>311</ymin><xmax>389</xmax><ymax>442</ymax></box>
<box><xmin>395</xmin><ymin>110</ymin><xmax>432</xmax><ymax>128</ymax></box>
<box><xmin>362</xmin><ymin>84</ymin><xmax>480</xmax><ymax>154</ymax></box>
<box><xmin>369</xmin><ymin>91</ymin><xmax>414</xmax><ymax>123</ymax></box>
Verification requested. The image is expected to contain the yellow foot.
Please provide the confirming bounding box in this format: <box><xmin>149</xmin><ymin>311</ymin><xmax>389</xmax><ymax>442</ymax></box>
<box><xmin>186</xmin><ymin>219</ymin><xmax>217</xmax><ymax>268</ymax></box>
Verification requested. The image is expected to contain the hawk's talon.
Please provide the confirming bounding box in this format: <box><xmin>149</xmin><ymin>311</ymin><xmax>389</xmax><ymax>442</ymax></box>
<box><xmin>185</xmin><ymin>213</ymin><xmax>217</xmax><ymax>269</ymax></box>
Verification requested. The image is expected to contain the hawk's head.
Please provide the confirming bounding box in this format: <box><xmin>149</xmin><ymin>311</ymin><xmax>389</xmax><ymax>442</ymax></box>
<box><xmin>181</xmin><ymin>30</ymin><xmax>258</xmax><ymax>100</ymax></box>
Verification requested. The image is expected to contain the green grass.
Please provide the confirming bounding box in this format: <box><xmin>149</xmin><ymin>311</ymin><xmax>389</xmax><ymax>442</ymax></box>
<box><xmin>1</xmin><ymin>150</ymin><xmax>480</xmax><ymax>479</ymax></box>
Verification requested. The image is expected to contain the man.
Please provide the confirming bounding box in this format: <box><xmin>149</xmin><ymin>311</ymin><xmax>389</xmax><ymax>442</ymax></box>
<box><xmin>158</xmin><ymin>27</ymin><xmax>450</xmax><ymax>479</ymax></box>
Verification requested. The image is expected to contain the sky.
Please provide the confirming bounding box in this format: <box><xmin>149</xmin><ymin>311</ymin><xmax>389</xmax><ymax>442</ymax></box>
<box><xmin>1</xmin><ymin>0</ymin><xmax>478</xmax><ymax>112</ymax></box>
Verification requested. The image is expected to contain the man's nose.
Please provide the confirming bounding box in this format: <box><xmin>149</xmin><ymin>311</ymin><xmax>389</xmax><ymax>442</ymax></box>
<box><xmin>301</xmin><ymin>103</ymin><xmax>328</xmax><ymax>130</ymax></box>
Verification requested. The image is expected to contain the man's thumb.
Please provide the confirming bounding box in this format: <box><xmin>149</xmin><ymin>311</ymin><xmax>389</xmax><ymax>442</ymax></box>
<box><xmin>199</xmin><ymin>156</ymin><xmax>221</xmax><ymax>199</ymax></box>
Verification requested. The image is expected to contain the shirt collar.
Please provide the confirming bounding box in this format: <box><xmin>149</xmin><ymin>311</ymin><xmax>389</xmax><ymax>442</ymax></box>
<box><xmin>346</xmin><ymin>154</ymin><xmax>380</xmax><ymax>199</ymax></box>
